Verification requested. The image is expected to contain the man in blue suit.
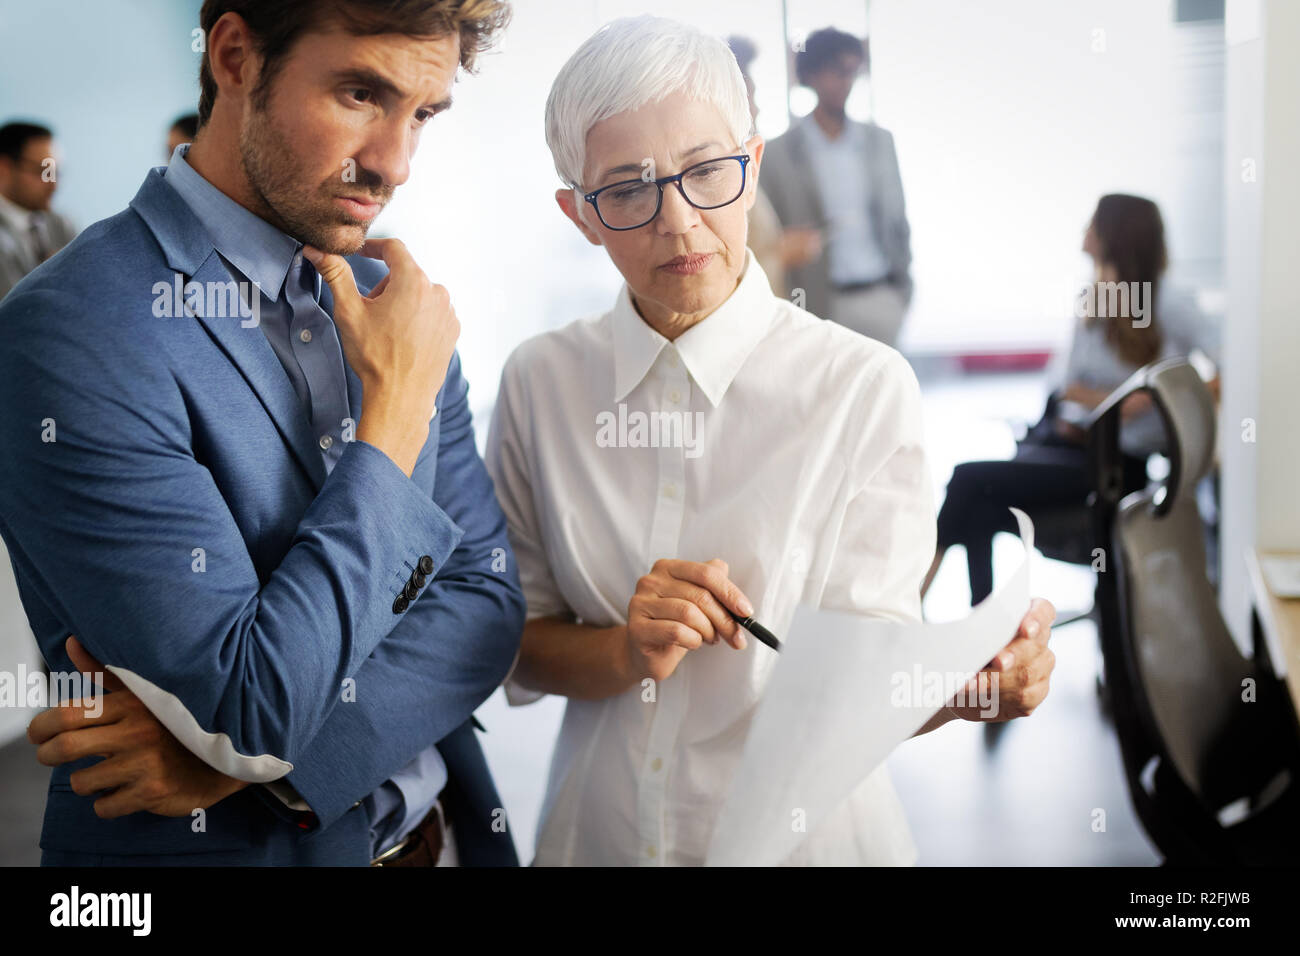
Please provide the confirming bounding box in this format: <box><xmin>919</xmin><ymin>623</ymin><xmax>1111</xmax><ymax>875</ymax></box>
<box><xmin>0</xmin><ymin>0</ymin><xmax>522</xmax><ymax>865</ymax></box>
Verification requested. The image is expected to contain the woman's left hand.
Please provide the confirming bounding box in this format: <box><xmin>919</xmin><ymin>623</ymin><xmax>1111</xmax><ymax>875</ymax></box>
<box><xmin>945</xmin><ymin>597</ymin><xmax>1057</xmax><ymax>722</ymax></box>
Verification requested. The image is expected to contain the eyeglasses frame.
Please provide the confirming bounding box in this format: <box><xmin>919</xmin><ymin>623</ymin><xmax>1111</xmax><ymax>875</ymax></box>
<box><xmin>581</xmin><ymin>153</ymin><xmax>752</xmax><ymax>231</ymax></box>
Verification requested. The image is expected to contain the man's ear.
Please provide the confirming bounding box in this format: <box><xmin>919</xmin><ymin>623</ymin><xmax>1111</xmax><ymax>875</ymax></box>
<box><xmin>207</xmin><ymin>12</ymin><xmax>260</xmax><ymax>113</ymax></box>
<box><xmin>555</xmin><ymin>188</ymin><xmax>604</xmax><ymax>247</ymax></box>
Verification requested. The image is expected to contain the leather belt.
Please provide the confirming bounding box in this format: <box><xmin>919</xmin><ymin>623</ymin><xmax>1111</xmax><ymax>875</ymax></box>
<box><xmin>369</xmin><ymin>798</ymin><xmax>448</xmax><ymax>867</ymax></box>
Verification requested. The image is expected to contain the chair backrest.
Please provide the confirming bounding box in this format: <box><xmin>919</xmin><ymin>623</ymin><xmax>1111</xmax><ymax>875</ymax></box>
<box><xmin>1088</xmin><ymin>359</ymin><xmax>1250</xmax><ymax>808</ymax></box>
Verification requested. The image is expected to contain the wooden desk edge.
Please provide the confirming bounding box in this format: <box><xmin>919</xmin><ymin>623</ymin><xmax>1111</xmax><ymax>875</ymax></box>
<box><xmin>1247</xmin><ymin>551</ymin><xmax>1287</xmax><ymax>674</ymax></box>
<box><xmin>1246</xmin><ymin>549</ymin><xmax>1300</xmax><ymax>718</ymax></box>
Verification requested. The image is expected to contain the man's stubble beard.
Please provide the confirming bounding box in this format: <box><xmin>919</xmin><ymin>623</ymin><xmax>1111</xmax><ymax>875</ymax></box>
<box><xmin>239</xmin><ymin>103</ymin><xmax>370</xmax><ymax>256</ymax></box>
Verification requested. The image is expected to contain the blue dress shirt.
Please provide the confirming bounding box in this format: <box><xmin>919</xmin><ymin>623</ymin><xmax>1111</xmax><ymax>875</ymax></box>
<box><xmin>162</xmin><ymin>144</ymin><xmax>446</xmax><ymax>857</ymax></box>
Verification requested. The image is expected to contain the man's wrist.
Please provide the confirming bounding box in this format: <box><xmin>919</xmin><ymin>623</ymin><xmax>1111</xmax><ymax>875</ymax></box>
<box><xmin>355</xmin><ymin>414</ymin><xmax>428</xmax><ymax>477</ymax></box>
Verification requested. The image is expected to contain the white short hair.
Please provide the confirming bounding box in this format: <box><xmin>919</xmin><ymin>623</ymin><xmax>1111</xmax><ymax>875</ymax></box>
<box><xmin>545</xmin><ymin>15</ymin><xmax>754</xmax><ymax>189</ymax></box>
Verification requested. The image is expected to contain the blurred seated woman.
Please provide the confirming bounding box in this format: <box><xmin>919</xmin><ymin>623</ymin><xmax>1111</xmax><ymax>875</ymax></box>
<box><xmin>922</xmin><ymin>193</ymin><xmax>1222</xmax><ymax>605</ymax></box>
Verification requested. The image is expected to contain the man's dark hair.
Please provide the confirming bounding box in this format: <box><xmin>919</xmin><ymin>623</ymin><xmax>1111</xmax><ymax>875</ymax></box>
<box><xmin>795</xmin><ymin>27</ymin><xmax>869</xmax><ymax>85</ymax></box>
<box><xmin>171</xmin><ymin>113</ymin><xmax>200</xmax><ymax>140</ymax></box>
<box><xmin>196</xmin><ymin>0</ymin><xmax>511</xmax><ymax>127</ymax></box>
<box><xmin>0</xmin><ymin>122</ymin><xmax>54</xmax><ymax>163</ymax></box>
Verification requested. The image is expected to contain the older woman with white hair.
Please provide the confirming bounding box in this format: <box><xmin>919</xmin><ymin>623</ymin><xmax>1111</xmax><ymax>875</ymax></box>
<box><xmin>486</xmin><ymin>15</ymin><xmax>1057</xmax><ymax>866</ymax></box>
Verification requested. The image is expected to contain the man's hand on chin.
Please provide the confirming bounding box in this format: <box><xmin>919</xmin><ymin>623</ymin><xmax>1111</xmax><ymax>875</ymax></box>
<box><xmin>945</xmin><ymin>597</ymin><xmax>1057</xmax><ymax>723</ymax></box>
<box><xmin>26</xmin><ymin>635</ymin><xmax>249</xmax><ymax>819</ymax></box>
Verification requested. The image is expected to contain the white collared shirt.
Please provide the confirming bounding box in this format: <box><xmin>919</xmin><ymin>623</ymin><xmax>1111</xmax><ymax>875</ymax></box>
<box><xmin>486</xmin><ymin>252</ymin><xmax>935</xmax><ymax>866</ymax></box>
<box><xmin>0</xmin><ymin>191</ymin><xmax>39</xmax><ymax>266</ymax></box>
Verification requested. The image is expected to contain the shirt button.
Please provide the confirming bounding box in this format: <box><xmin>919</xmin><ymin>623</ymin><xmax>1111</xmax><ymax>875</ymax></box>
<box><xmin>319</xmin><ymin>434</ymin><xmax>334</xmax><ymax>450</ymax></box>
<box><xmin>646</xmin><ymin>845</ymin><xmax>657</xmax><ymax>859</ymax></box>
<box><xmin>668</xmin><ymin>389</ymin><xmax>681</xmax><ymax>404</ymax></box>
<box><xmin>666</xmin><ymin>352</ymin><xmax>679</xmax><ymax>368</ymax></box>
<box><xmin>299</xmin><ymin>328</ymin><xmax>312</xmax><ymax>343</ymax></box>
<box><xmin>293</xmin><ymin>253</ymin><xmax>303</xmax><ymax>266</ymax></box>
<box><xmin>662</xmin><ymin>483</ymin><xmax>677</xmax><ymax>500</ymax></box>
<box><xmin>650</xmin><ymin>757</ymin><xmax>663</xmax><ymax>772</ymax></box>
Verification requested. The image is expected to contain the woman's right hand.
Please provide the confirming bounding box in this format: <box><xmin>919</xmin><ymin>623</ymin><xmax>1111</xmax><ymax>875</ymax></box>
<box><xmin>625</xmin><ymin>558</ymin><xmax>754</xmax><ymax>683</ymax></box>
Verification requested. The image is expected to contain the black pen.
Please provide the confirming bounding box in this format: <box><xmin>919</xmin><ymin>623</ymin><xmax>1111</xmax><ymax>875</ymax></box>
<box><xmin>729</xmin><ymin>611</ymin><xmax>782</xmax><ymax>653</ymax></box>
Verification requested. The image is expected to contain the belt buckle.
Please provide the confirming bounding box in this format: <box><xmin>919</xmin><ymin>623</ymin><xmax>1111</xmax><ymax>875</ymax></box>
<box><xmin>370</xmin><ymin>832</ymin><xmax>415</xmax><ymax>867</ymax></box>
<box><xmin>368</xmin><ymin>800</ymin><xmax>445</xmax><ymax>867</ymax></box>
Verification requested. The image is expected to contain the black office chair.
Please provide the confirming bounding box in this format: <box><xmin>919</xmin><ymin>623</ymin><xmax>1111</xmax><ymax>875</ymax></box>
<box><xmin>994</xmin><ymin>390</ymin><xmax>1148</xmax><ymax>629</ymax></box>
<box><xmin>1087</xmin><ymin>358</ymin><xmax>1300</xmax><ymax>864</ymax></box>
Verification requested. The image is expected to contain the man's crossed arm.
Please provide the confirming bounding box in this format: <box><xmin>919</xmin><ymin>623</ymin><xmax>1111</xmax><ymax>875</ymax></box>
<box><xmin>11</xmin><ymin>334</ymin><xmax>522</xmax><ymax>824</ymax></box>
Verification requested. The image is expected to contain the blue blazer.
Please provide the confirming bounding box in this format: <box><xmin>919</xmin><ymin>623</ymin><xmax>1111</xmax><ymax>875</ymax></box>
<box><xmin>0</xmin><ymin>168</ymin><xmax>525</xmax><ymax>866</ymax></box>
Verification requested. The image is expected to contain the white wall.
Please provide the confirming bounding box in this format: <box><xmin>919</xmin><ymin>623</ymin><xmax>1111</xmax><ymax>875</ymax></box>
<box><xmin>1219</xmin><ymin>0</ymin><xmax>1300</xmax><ymax>643</ymax></box>
<box><xmin>869</xmin><ymin>0</ymin><xmax>1224</xmax><ymax>354</ymax></box>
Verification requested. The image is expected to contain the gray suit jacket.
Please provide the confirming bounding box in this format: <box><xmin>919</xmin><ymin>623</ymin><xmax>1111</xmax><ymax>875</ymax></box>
<box><xmin>0</xmin><ymin>208</ymin><xmax>77</xmax><ymax>300</ymax></box>
<box><xmin>760</xmin><ymin>118</ymin><xmax>912</xmax><ymax>320</ymax></box>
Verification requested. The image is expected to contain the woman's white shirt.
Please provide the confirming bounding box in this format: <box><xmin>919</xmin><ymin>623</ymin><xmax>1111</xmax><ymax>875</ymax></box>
<box><xmin>485</xmin><ymin>252</ymin><xmax>936</xmax><ymax>866</ymax></box>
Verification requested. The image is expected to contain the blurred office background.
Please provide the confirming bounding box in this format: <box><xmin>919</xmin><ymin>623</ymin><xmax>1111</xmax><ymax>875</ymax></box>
<box><xmin>1</xmin><ymin>0</ymin><xmax>1296</xmax><ymax>865</ymax></box>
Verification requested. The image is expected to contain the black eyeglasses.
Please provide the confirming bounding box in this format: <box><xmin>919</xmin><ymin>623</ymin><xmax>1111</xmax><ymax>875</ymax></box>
<box><xmin>582</xmin><ymin>154</ymin><xmax>751</xmax><ymax>231</ymax></box>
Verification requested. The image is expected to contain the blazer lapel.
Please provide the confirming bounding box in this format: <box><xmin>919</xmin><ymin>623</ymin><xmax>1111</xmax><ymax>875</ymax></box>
<box><xmin>863</xmin><ymin>123</ymin><xmax>885</xmax><ymax>227</ymax></box>
<box><xmin>788</xmin><ymin>124</ymin><xmax>828</xmax><ymax>228</ymax></box>
<box><xmin>129</xmin><ymin>168</ymin><xmax>327</xmax><ymax>492</ymax></box>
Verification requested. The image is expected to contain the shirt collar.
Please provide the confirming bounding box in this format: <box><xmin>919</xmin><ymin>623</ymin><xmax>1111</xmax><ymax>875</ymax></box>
<box><xmin>611</xmin><ymin>249</ymin><xmax>777</xmax><ymax>406</ymax></box>
<box><xmin>162</xmin><ymin>143</ymin><xmax>303</xmax><ymax>302</ymax></box>
<box><xmin>0</xmin><ymin>191</ymin><xmax>34</xmax><ymax>233</ymax></box>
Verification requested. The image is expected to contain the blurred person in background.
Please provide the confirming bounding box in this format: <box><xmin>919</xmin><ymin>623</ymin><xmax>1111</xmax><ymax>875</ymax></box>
<box><xmin>0</xmin><ymin>121</ymin><xmax>77</xmax><ymax>300</ymax></box>
<box><xmin>166</xmin><ymin>112</ymin><xmax>200</xmax><ymax>159</ymax></box>
<box><xmin>725</xmin><ymin>34</ymin><xmax>820</xmax><ymax>300</ymax></box>
<box><xmin>761</xmin><ymin>27</ymin><xmax>912</xmax><ymax>345</ymax></box>
<box><xmin>923</xmin><ymin>194</ymin><xmax>1222</xmax><ymax>605</ymax></box>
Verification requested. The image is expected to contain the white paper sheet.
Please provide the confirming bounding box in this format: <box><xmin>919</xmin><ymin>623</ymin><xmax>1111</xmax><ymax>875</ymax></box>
<box><xmin>705</xmin><ymin>508</ymin><xmax>1036</xmax><ymax>866</ymax></box>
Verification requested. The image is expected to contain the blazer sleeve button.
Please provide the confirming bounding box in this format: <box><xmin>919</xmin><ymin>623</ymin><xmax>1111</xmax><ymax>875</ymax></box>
<box><xmin>418</xmin><ymin>555</ymin><xmax>434</xmax><ymax>576</ymax></box>
<box><xmin>404</xmin><ymin>580</ymin><xmax>420</xmax><ymax>601</ymax></box>
<box><xmin>392</xmin><ymin>594</ymin><xmax>409</xmax><ymax>614</ymax></box>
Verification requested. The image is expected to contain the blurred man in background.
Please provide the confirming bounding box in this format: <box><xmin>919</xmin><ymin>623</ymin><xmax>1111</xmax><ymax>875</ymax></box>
<box><xmin>762</xmin><ymin>28</ymin><xmax>913</xmax><ymax>346</ymax></box>
<box><xmin>0</xmin><ymin>122</ymin><xmax>76</xmax><ymax>299</ymax></box>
